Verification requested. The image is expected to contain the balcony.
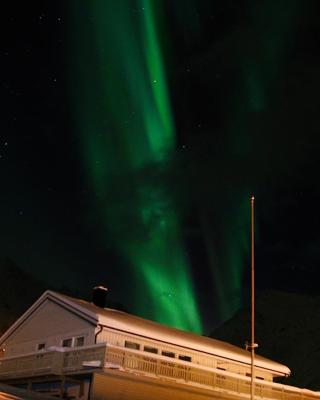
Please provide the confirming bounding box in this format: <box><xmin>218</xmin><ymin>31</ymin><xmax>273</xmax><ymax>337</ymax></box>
<box><xmin>0</xmin><ymin>344</ymin><xmax>106</xmax><ymax>379</ymax></box>
<box><xmin>0</xmin><ymin>343</ymin><xmax>319</xmax><ymax>400</ymax></box>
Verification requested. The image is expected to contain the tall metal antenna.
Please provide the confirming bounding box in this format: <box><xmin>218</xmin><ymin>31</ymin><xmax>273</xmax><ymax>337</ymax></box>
<box><xmin>250</xmin><ymin>196</ymin><xmax>257</xmax><ymax>400</ymax></box>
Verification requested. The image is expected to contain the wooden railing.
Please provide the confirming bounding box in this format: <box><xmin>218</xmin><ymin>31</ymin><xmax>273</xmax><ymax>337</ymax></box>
<box><xmin>0</xmin><ymin>351</ymin><xmax>61</xmax><ymax>378</ymax></box>
<box><xmin>61</xmin><ymin>344</ymin><xmax>106</xmax><ymax>373</ymax></box>
<box><xmin>0</xmin><ymin>344</ymin><xmax>106</xmax><ymax>379</ymax></box>
<box><xmin>0</xmin><ymin>343</ymin><xmax>319</xmax><ymax>400</ymax></box>
<box><xmin>104</xmin><ymin>345</ymin><xmax>320</xmax><ymax>400</ymax></box>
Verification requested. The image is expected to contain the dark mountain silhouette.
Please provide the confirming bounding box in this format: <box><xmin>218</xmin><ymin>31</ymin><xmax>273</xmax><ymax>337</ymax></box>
<box><xmin>0</xmin><ymin>258</ymin><xmax>47</xmax><ymax>334</ymax></box>
<box><xmin>0</xmin><ymin>258</ymin><xmax>127</xmax><ymax>335</ymax></box>
<box><xmin>211</xmin><ymin>290</ymin><xmax>320</xmax><ymax>390</ymax></box>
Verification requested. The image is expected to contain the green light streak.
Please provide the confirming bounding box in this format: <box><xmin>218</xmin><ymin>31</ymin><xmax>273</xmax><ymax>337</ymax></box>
<box><xmin>69</xmin><ymin>0</ymin><xmax>202</xmax><ymax>333</ymax></box>
<box><xmin>142</xmin><ymin>0</ymin><xmax>174</xmax><ymax>150</ymax></box>
<box><xmin>215</xmin><ymin>1</ymin><xmax>300</xmax><ymax>321</ymax></box>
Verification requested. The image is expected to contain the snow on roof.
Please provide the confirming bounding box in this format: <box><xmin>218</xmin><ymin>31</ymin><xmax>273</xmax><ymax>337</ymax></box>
<box><xmin>55</xmin><ymin>291</ymin><xmax>290</xmax><ymax>377</ymax></box>
<box><xmin>0</xmin><ymin>290</ymin><xmax>290</xmax><ymax>377</ymax></box>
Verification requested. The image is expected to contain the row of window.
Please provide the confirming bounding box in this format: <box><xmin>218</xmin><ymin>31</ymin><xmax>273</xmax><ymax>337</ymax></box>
<box><xmin>123</xmin><ymin>340</ymin><xmax>265</xmax><ymax>378</ymax></box>
<box><xmin>124</xmin><ymin>341</ymin><xmax>192</xmax><ymax>362</ymax></box>
<box><xmin>37</xmin><ymin>336</ymin><xmax>85</xmax><ymax>351</ymax></box>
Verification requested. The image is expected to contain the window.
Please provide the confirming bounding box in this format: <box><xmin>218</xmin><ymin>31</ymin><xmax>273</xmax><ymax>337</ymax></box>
<box><xmin>246</xmin><ymin>372</ymin><xmax>264</xmax><ymax>380</ymax></box>
<box><xmin>62</xmin><ymin>338</ymin><xmax>72</xmax><ymax>347</ymax></box>
<box><xmin>75</xmin><ymin>336</ymin><xmax>85</xmax><ymax>347</ymax></box>
<box><xmin>125</xmin><ymin>341</ymin><xmax>140</xmax><ymax>350</ymax></box>
<box><xmin>246</xmin><ymin>373</ymin><xmax>264</xmax><ymax>380</ymax></box>
<box><xmin>178</xmin><ymin>355</ymin><xmax>191</xmax><ymax>362</ymax></box>
<box><xmin>162</xmin><ymin>351</ymin><xmax>175</xmax><ymax>358</ymax></box>
<box><xmin>37</xmin><ymin>343</ymin><xmax>45</xmax><ymax>351</ymax></box>
<box><xmin>144</xmin><ymin>346</ymin><xmax>158</xmax><ymax>354</ymax></box>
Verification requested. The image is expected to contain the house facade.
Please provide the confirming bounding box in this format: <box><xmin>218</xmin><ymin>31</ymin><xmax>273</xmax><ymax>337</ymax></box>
<box><xmin>0</xmin><ymin>289</ymin><xmax>317</xmax><ymax>400</ymax></box>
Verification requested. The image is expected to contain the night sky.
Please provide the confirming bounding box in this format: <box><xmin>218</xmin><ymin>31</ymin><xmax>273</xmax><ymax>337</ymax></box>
<box><xmin>2</xmin><ymin>0</ymin><xmax>320</xmax><ymax>333</ymax></box>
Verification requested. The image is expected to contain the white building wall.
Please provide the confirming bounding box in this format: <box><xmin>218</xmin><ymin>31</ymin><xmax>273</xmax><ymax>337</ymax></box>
<box><xmin>3</xmin><ymin>300</ymin><xmax>95</xmax><ymax>356</ymax></box>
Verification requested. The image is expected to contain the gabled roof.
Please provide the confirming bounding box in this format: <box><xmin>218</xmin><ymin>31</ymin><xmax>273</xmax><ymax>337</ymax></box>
<box><xmin>0</xmin><ymin>290</ymin><xmax>291</xmax><ymax>377</ymax></box>
<box><xmin>0</xmin><ymin>290</ymin><xmax>98</xmax><ymax>346</ymax></box>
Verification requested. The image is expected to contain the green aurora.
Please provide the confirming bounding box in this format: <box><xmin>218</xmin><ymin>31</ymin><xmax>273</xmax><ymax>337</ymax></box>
<box><xmin>69</xmin><ymin>0</ymin><xmax>202</xmax><ymax>333</ymax></box>
<box><xmin>214</xmin><ymin>1</ymin><xmax>300</xmax><ymax>320</ymax></box>
<box><xmin>68</xmin><ymin>0</ymin><xmax>301</xmax><ymax>331</ymax></box>
<box><xmin>178</xmin><ymin>0</ymin><xmax>301</xmax><ymax>324</ymax></box>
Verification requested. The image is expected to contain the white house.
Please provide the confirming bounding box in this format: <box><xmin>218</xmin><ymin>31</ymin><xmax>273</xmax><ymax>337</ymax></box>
<box><xmin>0</xmin><ymin>287</ymin><xmax>317</xmax><ymax>400</ymax></box>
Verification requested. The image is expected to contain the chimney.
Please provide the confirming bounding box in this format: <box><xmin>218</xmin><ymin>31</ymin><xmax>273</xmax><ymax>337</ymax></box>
<box><xmin>92</xmin><ymin>286</ymin><xmax>108</xmax><ymax>308</ymax></box>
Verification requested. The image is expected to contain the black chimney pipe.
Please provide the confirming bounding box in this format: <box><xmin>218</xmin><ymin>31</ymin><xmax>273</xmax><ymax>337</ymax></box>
<box><xmin>92</xmin><ymin>286</ymin><xmax>108</xmax><ymax>308</ymax></box>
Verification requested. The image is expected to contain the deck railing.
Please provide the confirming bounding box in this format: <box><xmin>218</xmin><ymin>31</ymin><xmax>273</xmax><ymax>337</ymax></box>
<box><xmin>0</xmin><ymin>344</ymin><xmax>106</xmax><ymax>379</ymax></box>
<box><xmin>0</xmin><ymin>343</ymin><xmax>319</xmax><ymax>400</ymax></box>
<box><xmin>104</xmin><ymin>345</ymin><xmax>320</xmax><ymax>400</ymax></box>
<box><xmin>0</xmin><ymin>351</ymin><xmax>61</xmax><ymax>378</ymax></box>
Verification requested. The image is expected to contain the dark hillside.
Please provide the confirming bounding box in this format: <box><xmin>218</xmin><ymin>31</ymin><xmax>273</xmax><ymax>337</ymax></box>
<box><xmin>0</xmin><ymin>258</ymin><xmax>47</xmax><ymax>333</ymax></box>
<box><xmin>212</xmin><ymin>291</ymin><xmax>320</xmax><ymax>390</ymax></box>
<box><xmin>0</xmin><ymin>258</ymin><xmax>126</xmax><ymax>335</ymax></box>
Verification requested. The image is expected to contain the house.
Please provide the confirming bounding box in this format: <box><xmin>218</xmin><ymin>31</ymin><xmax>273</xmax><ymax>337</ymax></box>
<box><xmin>0</xmin><ymin>287</ymin><xmax>318</xmax><ymax>400</ymax></box>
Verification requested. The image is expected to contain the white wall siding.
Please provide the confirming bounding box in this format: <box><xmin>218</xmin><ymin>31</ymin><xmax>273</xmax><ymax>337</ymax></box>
<box><xmin>4</xmin><ymin>300</ymin><xmax>95</xmax><ymax>356</ymax></box>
